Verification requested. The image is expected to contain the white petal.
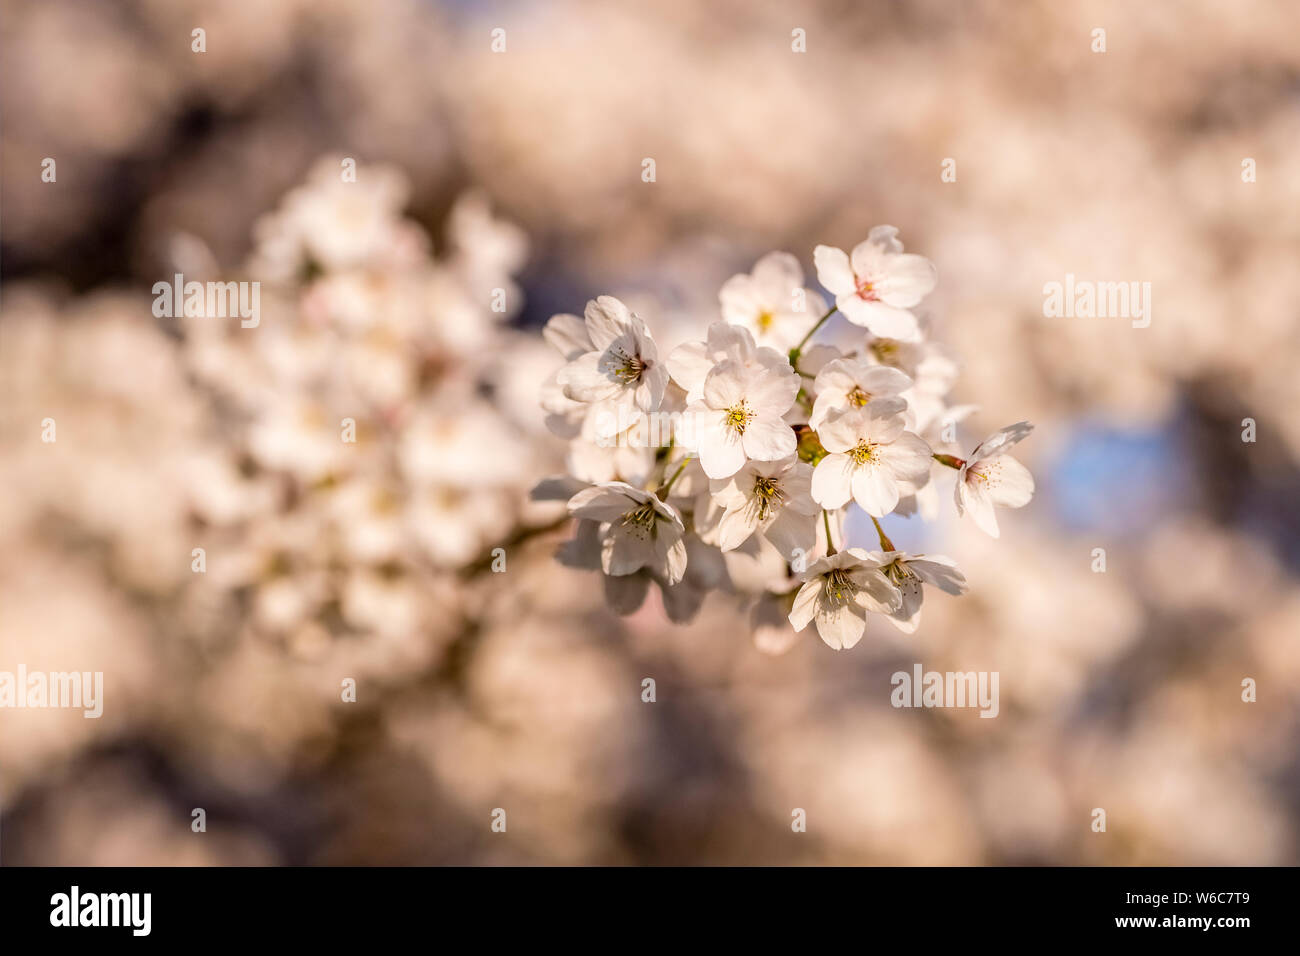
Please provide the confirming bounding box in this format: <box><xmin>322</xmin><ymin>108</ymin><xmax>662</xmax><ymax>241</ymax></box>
<box><xmin>788</xmin><ymin>579</ymin><xmax>821</xmax><ymax>632</ymax></box>
<box><xmin>702</xmin><ymin>361</ymin><xmax>747</xmax><ymax>410</ymax></box>
<box><xmin>838</xmin><ymin>296</ymin><xmax>921</xmax><ymax>342</ymax></box>
<box><xmin>814</xmin><ymin>406</ymin><xmax>865</xmax><ymax>453</ymax></box>
<box><xmin>567</xmin><ymin>483</ymin><xmax>634</xmax><ymax>521</ymax></box>
<box><xmin>558</xmin><ymin>352</ymin><xmax>622</xmax><ymax>403</ymax></box>
<box><xmin>602</xmin><ymin>526</ymin><xmax>653</xmax><ymax>575</ymax></box>
<box><xmin>745</xmin><ymin>367</ymin><xmax>800</xmax><ymax>416</ymax></box>
<box><xmin>813</xmin><ymin>244</ymin><xmax>855</xmax><ymax>295</ymax></box>
<box><xmin>982</xmin><ymin>454</ymin><xmax>1034</xmax><ymax>508</ymax></box>
<box><xmin>909</xmin><ymin>555</ymin><xmax>968</xmax><ymax>595</ymax></box>
<box><xmin>543</xmin><ymin>313</ymin><xmax>592</xmax><ymax>359</ymax></box>
<box><xmin>811</xmin><ymin>454</ymin><xmax>854</xmax><ymax>508</ymax></box>
<box><xmin>881</xmin><ymin>431</ymin><xmax>934</xmax><ymax>485</ymax></box>
<box><xmin>815</xmin><ymin>599</ymin><xmax>867</xmax><ymax>650</ymax></box>
<box><xmin>666</xmin><ymin>340</ymin><xmax>712</xmax><ymax>400</ymax></box>
<box><xmin>763</xmin><ymin>507</ymin><xmax>816</xmax><ymax>560</ymax></box>
<box><xmin>969</xmin><ymin>421</ymin><xmax>1034</xmax><ymax>462</ymax></box>
<box><xmin>876</xmin><ymin>254</ymin><xmax>937</xmax><ymax>307</ymax></box>
<box><xmin>751</xmin><ymin>250</ymin><xmax>804</xmax><ymax>299</ymax></box>
<box><xmin>584</xmin><ymin>295</ymin><xmax>633</xmax><ymax>351</ymax></box>
<box><xmin>742</xmin><ymin>416</ymin><xmax>796</xmax><ymax>461</ymax></box>
<box><xmin>717</xmin><ymin>503</ymin><xmax>761</xmax><ymax>551</ymax></box>
<box><xmin>698</xmin><ymin>419</ymin><xmax>747</xmax><ymax>479</ymax></box>
<box><xmin>656</xmin><ymin>532</ymin><xmax>689</xmax><ymax>585</ymax></box>
<box><xmin>851</xmin><ymin>463</ymin><xmax>900</xmax><ymax>516</ymax></box>
<box><xmin>959</xmin><ymin>476</ymin><xmax>1001</xmax><ymax>537</ymax></box>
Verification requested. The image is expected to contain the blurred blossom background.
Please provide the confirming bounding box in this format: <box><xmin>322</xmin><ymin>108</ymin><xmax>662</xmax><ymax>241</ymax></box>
<box><xmin>2</xmin><ymin>0</ymin><xmax>1299</xmax><ymax>865</ymax></box>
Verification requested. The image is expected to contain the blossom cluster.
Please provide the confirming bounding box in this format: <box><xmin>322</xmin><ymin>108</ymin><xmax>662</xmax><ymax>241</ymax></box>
<box><xmin>536</xmin><ymin>228</ymin><xmax>1035</xmax><ymax>651</ymax></box>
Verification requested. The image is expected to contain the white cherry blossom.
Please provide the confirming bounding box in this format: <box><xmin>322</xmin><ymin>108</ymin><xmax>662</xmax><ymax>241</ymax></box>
<box><xmin>955</xmin><ymin>422</ymin><xmax>1036</xmax><ymax>538</ymax></box>
<box><xmin>788</xmin><ymin>548</ymin><xmax>901</xmax><ymax>650</ymax></box>
<box><xmin>870</xmin><ymin>550</ymin><xmax>969</xmax><ymax>633</ymax></box>
<box><xmin>686</xmin><ymin>359</ymin><xmax>800</xmax><ymax>479</ymax></box>
<box><xmin>809</xmin><ymin>356</ymin><xmax>913</xmax><ymax>429</ymax></box>
<box><xmin>811</xmin><ymin>403</ymin><xmax>932</xmax><ymax>515</ymax></box>
<box><xmin>567</xmin><ymin>481</ymin><xmax>687</xmax><ymax>584</ymax></box>
<box><xmin>719</xmin><ymin>251</ymin><xmax>827</xmax><ymax>352</ymax></box>
<box><xmin>813</xmin><ymin>226</ymin><xmax>936</xmax><ymax>342</ymax></box>
<box><xmin>667</xmin><ymin>321</ymin><xmax>788</xmax><ymax>404</ymax></box>
<box><xmin>557</xmin><ymin>296</ymin><xmax>668</xmax><ymax>422</ymax></box>
<box><xmin>709</xmin><ymin>455</ymin><xmax>818</xmax><ymax>557</ymax></box>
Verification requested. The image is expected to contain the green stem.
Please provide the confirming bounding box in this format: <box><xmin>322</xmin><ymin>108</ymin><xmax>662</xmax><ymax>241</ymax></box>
<box><xmin>822</xmin><ymin>509</ymin><xmax>837</xmax><ymax>555</ymax></box>
<box><xmin>870</xmin><ymin>515</ymin><xmax>896</xmax><ymax>552</ymax></box>
<box><xmin>657</xmin><ymin>456</ymin><xmax>691</xmax><ymax>497</ymax></box>
<box><xmin>789</xmin><ymin>306</ymin><xmax>837</xmax><ymax>365</ymax></box>
<box><xmin>932</xmin><ymin>453</ymin><xmax>966</xmax><ymax>470</ymax></box>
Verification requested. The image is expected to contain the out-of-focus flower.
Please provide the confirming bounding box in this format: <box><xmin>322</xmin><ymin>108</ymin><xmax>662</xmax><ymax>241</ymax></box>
<box><xmin>719</xmin><ymin>252</ymin><xmax>826</xmax><ymax>352</ymax></box>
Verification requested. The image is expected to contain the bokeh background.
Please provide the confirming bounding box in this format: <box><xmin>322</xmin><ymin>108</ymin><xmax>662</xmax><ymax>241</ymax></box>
<box><xmin>2</xmin><ymin>0</ymin><xmax>1299</xmax><ymax>864</ymax></box>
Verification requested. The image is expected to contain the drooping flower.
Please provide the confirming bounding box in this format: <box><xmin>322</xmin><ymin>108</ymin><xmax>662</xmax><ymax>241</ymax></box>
<box><xmin>566</xmin><ymin>481</ymin><xmax>687</xmax><ymax>584</ymax></box>
<box><xmin>810</xmin><ymin>403</ymin><xmax>932</xmax><ymax>515</ymax></box>
<box><xmin>557</xmin><ymin>296</ymin><xmax>667</xmax><ymax>422</ymax></box>
<box><xmin>870</xmin><ymin>550</ymin><xmax>969</xmax><ymax>633</ymax></box>
<box><xmin>709</xmin><ymin>455</ymin><xmax>818</xmax><ymax>557</ymax></box>
<box><xmin>955</xmin><ymin>422</ymin><xmax>1035</xmax><ymax>538</ymax></box>
<box><xmin>686</xmin><ymin>359</ymin><xmax>800</xmax><ymax>479</ymax></box>
<box><xmin>813</xmin><ymin>226</ymin><xmax>936</xmax><ymax>342</ymax></box>
<box><xmin>788</xmin><ymin>549</ymin><xmax>901</xmax><ymax>650</ymax></box>
<box><xmin>718</xmin><ymin>252</ymin><xmax>827</xmax><ymax>352</ymax></box>
<box><xmin>809</xmin><ymin>356</ymin><xmax>913</xmax><ymax>429</ymax></box>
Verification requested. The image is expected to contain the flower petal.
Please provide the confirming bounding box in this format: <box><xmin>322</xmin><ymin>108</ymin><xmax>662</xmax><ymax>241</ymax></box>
<box><xmin>813</xmin><ymin>244</ymin><xmax>855</xmax><ymax>295</ymax></box>
<box><xmin>811</xmin><ymin>453</ymin><xmax>854</xmax><ymax>508</ymax></box>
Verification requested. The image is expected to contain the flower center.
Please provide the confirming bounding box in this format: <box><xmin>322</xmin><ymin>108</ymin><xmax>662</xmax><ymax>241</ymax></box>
<box><xmin>620</xmin><ymin>501</ymin><xmax>660</xmax><ymax>538</ymax></box>
<box><xmin>855</xmin><ymin>276</ymin><xmax>878</xmax><ymax>301</ymax></box>
<box><xmin>611</xmin><ymin>347</ymin><xmax>648</xmax><ymax>383</ymax></box>
<box><xmin>823</xmin><ymin>568</ymin><xmax>859</xmax><ymax>604</ymax></box>
<box><xmin>850</xmin><ymin>440</ymin><xmax>878</xmax><ymax>466</ymax></box>
<box><xmin>870</xmin><ymin>340</ymin><xmax>899</xmax><ymax>365</ymax></box>
<box><xmin>885</xmin><ymin>561</ymin><xmax>917</xmax><ymax>587</ymax></box>
<box><xmin>725</xmin><ymin>402</ymin><xmax>754</xmax><ymax>435</ymax></box>
<box><xmin>847</xmin><ymin>386</ymin><xmax>871</xmax><ymax>406</ymax></box>
<box><xmin>756</xmin><ymin>309</ymin><xmax>775</xmax><ymax>330</ymax></box>
<box><xmin>752</xmin><ymin>474</ymin><xmax>786</xmax><ymax>521</ymax></box>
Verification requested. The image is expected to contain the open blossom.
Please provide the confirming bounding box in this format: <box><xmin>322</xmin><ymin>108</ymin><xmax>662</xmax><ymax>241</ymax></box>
<box><xmin>538</xmin><ymin>227</ymin><xmax>1039</xmax><ymax>645</ymax></box>
<box><xmin>567</xmin><ymin>481</ymin><xmax>687</xmax><ymax>584</ymax></box>
<box><xmin>813</xmin><ymin>226</ymin><xmax>936</xmax><ymax>342</ymax></box>
<box><xmin>871</xmin><ymin>550</ymin><xmax>969</xmax><ymax>633</ymax></box>
<box><xmin>811</xmin><ymin>403</ymin><xmax>932</xmax><ymax>515</ymax></box>
<box><xmin>955</xmin><ymin>422</ymin><xmax>1036</xmax><ymax>538</ymax></box>
<box><xmin>809</xmin><ymin>357</ymin><xmax>913</xmax><ymax>429</ymax></box>
<box><xmin>687</xmin><ymin>359</ymin><xmax>800</xmax><ymax>479</ymax></box>
<box><xmin>788</xmin><ymin>549</ymin><xmax>901</xmax><ymax>650</ymax></box>
<box><xmin>718</xmin><ymin>252</ymin><xmax>826</xmax><ymax>351</ymax></box>
<box><xmin>557</xmin><ymin>296</ymin><xmax>667</xmax><ymax>421</ymax></box>
<box><xmin>709</xmin><ymin>455</ymin><xmax>818</xmax><ymax>557</ymax></box>
<box><xmin>667</xmin><ymin>321</ymin><xmax>787</xmax><ymax>404</ymax></box>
